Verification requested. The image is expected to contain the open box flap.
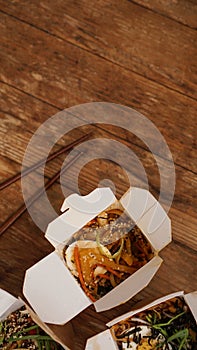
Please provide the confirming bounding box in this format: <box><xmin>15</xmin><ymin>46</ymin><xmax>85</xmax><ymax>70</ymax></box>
<box><xmin>136</xmin><ymin>203</ymin><xmax>171</xmax><ymax>251</ymax></box>
<box><xmin>85</xmin><ymin>329</ymin><xmax>117</xmax><ymax>350</ymax></box>
<box><xmin>185</xmin><ymin>291</ymin><xmax>197</xmax><ymax>323</ymax></box>
<box><xmin>45</xmin><ymin>209</ymin><xmax>97</xmax><ymax>248</ymax></box>
<box><xmin>26</xmin><ymin>304</ymin><xmax>73</xmax><ymax>350</ymax></box>
<box><xmin>94</xmin><ymin>256</ymin><xmax>163</xmax><ymax>312</ymax></box>
<box><xmin>46</xmin><ymin>188</ymin><xmax>116</xmax><ymax>247</ymax></box>
<box><xmin>120</xmin><ymin>188</ymin><xmax>156</xmax><ymax>222</ymax></box>
<box><xmin>121</xmin><ymin>188</ymin><xmax>171</xmax><ymax>251</ymax></box>
<box><xmin>23</xmin><ymin>252</ymin><xmax>91</xmax><ymax>325</ymax></box>
<box><xmin>60</xmin><ymin>187</ymin><xmax>116</xmax><ymax>213</ymax></box>
<box><xmin>107</xmin><ymin>291</ymin><xmax>185</xmax><ymax>327</ymax></box>
<box><xmin>0</xmin><ymin>288</ymin><xmax>24</xmax><ymax>321</ymax></box>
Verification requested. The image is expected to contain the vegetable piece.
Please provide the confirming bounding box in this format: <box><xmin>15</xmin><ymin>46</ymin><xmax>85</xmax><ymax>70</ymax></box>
<box><xmin>96</xmin><ymin>231</ymin><xmax>113</xmax><ymax>258</ymax></box>
<box><xmin>74</xmin><ymin>244</ymin><xmax>96</xmax><ymax>302</ymax></box>
<box><xmin>107</xmin><ymin>209</ymin><xmax>123</xmax><ymax>216</ymax></box>
<box><xmin>96</xmin><ymin>232</ymin><xmax>124</xmax><ymax>260</ymax></box>
<box><xmin>96</xmin><ymin>273</ymin><xmax>111</xmax><ymax>280</ymax></box>
<box><xmin>112</xmin><ymin>238</ymin><xmax>124</xmax><ymax>259</ymax></box>
<box><xmin>109</xmin><ymin>273</ymin><xmax>117</xmax><ymax>288</ymax></box>
<box><xmin>92</xmin><ymin>263</ymin><xmax>123</xmax><ymax>278</ymax></box>
<box><xmin>121</xmin><ymin>236</ymin><xmax>133</xmax><ymax>266</ymax></box>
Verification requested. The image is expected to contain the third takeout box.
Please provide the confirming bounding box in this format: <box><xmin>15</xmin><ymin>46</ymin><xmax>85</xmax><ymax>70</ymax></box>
<box><xmin>23</xmin><ymin>187</ymin><xmax>171</xmax><ymax>326</ymax></box>
<box><xmin>0</xmin><ymin>288</ymin><xmax>73</xmax><ymax>350</ymax></box>
<box><xmin>85</xmin><ymin>290</ymin><xmax>197</xmax><ymax>349</ymax></box>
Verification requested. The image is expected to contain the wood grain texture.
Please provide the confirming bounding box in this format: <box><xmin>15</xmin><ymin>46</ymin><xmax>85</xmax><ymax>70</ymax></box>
<box><xmin>0</xmin><ymin>107</ymin><xmax>196</xmax><ymax>219</ymax></box>
<box><xmin>0</xmin><ymin>15</ymin><xmax>196</xmax><ymax>173</ymax></box>
<box><xmin>130</xmin><ymin>0</ymin><xmax>197</xmax><ymax>28</ymax></box>
<box><xmin>0</xmin><ymin>1</ymin><xmax>196</xmax><ymax>349</ymax></box>
<box><xmin>0</xmin><ymin>0</ymin><xmax>196</xmax><ymax>98</ymax></box>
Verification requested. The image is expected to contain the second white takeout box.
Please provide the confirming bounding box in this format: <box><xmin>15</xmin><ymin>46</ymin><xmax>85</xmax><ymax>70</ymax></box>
<box><xmin>85</xmin><ymin>290</ymin><xmax>197</xmax><ymax>350</ymax></box>
<box><xmin>23</xmin><ymin>187</ymin><xmax>171</xmax><ymax>325</ymax></box>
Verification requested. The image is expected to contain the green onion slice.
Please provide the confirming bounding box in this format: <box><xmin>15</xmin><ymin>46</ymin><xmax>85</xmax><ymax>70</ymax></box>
<box><xmin>96</xmin><ymin>232</ymin><xmax>124</xmax><ymax>259</ymax></box>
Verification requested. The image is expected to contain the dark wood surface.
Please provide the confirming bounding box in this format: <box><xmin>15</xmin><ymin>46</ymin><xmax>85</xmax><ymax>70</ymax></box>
<box><xmin>0</xmin><ymin>1</ymin><xmax>196</xmax><ymax>349</ymax></box>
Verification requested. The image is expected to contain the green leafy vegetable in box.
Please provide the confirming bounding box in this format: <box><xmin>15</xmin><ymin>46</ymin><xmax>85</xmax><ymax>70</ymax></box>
<box><xmin>0</xmin><ymin>306</ymin><xmax>63</xmax><ymax>350</ymax></box>
<box><xmin>111</xmin><ymin>296</ymin><xmax>197</xmax><ymax>350</ymax></box>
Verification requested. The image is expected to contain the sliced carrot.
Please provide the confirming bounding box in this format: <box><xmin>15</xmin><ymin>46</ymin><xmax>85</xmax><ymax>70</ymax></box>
<box><xmin>96</xmin><ymin>273</ymin><xmax>111</xmax><ymax>280</ymax></box>
<box><xmin>92</xmin><ymin>263</ymin><xmax>122</xmax><ymax>278</ymax></box>
<box><xmin>74</xmin><ymin>245</ymin><xmax>96</xmax><ymax>302</ymax></box>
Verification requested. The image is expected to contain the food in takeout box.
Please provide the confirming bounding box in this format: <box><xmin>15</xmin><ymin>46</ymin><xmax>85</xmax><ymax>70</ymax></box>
<box><xmin>85</xmin><ymin>291</ymin><xmax>197</xmax><ymax>350</ymax></box>
<box><xmin>111</xmin><ymin>296</ymin><xmax>197</xmax><ymax>349</ymax></box>
<box><xmin>0</xmin><ymin>289</ymin><xmax>66</xmax><ymax>350</ymax></box>
<box><xmin>63</xmin><ymin>205</ymin><xmax>154</xmax><ymax>302</ymax></box>
<box><xmin>0</xmin><ymin>306</ymin><xmax>64</xmax><ymax>350</ymax></box>
<box><xmin>23</xmin><ymin>187</ymin><xmax>171</xmax><ymax>325</ymax></box>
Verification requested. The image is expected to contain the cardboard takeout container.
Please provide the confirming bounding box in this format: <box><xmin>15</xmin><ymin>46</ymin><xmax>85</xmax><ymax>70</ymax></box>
<box><xmin>0</xmin><ymin>288</ymin><xmax>73</xmax><ymax>350</ymax></box>
<box><xmin>0</xmin><ymin>288</ymin><xmax>24</xmax><ymax>321</ymax></box>
<box><xmin>23</xmin><ymin>187</ymin><xmax>171</xmax><ymax>327</ymax></box>
<box><xmin>85</xmin><ymin>290</ymin><xmax>197</xmax><ymax>349</ymax></box>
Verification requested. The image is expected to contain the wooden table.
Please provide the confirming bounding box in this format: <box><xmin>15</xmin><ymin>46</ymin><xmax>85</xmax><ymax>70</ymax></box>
<box><xmin>0</xmin><ymin>1</ymin><xmax>196</xmax><ymax>349</ymax></box>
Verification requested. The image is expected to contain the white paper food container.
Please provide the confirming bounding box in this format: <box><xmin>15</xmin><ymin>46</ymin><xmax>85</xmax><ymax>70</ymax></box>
<box><xmin>0</xmin><ymin>288</ymin><xmax>73</xmax><ymax>350</ymax></box>
<box><xmin>85</xmin><ymin>290</ymin><xmax>197</xmax><ymax>349</ymax></box>
<box><xmin>0</xmin><ymin>288</ymin><xmax>24</xmax><ymax>321</ymax></box>
<box><xmin>23</xmin><ymin>187</ymin><xmax>171</xmax><ymax>326</ymax></box>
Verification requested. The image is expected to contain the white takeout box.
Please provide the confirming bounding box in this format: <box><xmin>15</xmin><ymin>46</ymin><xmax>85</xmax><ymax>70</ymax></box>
<box><xmin>0</xmin><ymin>288</ymin><xmax>73</xmax><ymax>350</ymax></box>
<box><xmin>85</xmin><ymin>290</ymin><xmax>197</xmax><ymax>349</ymax></box>
<box><xmin>23</xmin><ymin>187</ymin><xmax>171</xmax><ymax>326</ymax></box>
<box><xmin>0</xmin><ymin>288</ymin><xmax>24</xmax><ymax>321</ymax></box>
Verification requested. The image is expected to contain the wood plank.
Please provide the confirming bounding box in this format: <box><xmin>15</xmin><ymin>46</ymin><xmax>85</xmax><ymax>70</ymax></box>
<box><xmin>0</xmin><ymin>110</ymin><xmax>197</xmax><ymax>257</ymax></box>
<box><xmin>0</xmin><ymin>215</ymin><xmax>53</xmax><ymax>298</ymax></box>
<box><xmin>0</xmin><ymin>84</ymin><xmax>196</xmax><ymax>251</ymax></box>
<box><xmin>0</xmin><ymin>83</ymin><xmax>196</xmax><ymax>206</ymax></box>
<box><xmin>0</xmin><ymin>1</ymin><xmax>196</xmax><ymax>98</ymax></box>
<box><xmin>131</xmin><ymin>0</ymin><xmax>197</xmax><ymax>29</ymax></box>
<box><xmin>0</xmin><ymin>11</ymin><xmax>196</xmax><ymax>174</ymax></box>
